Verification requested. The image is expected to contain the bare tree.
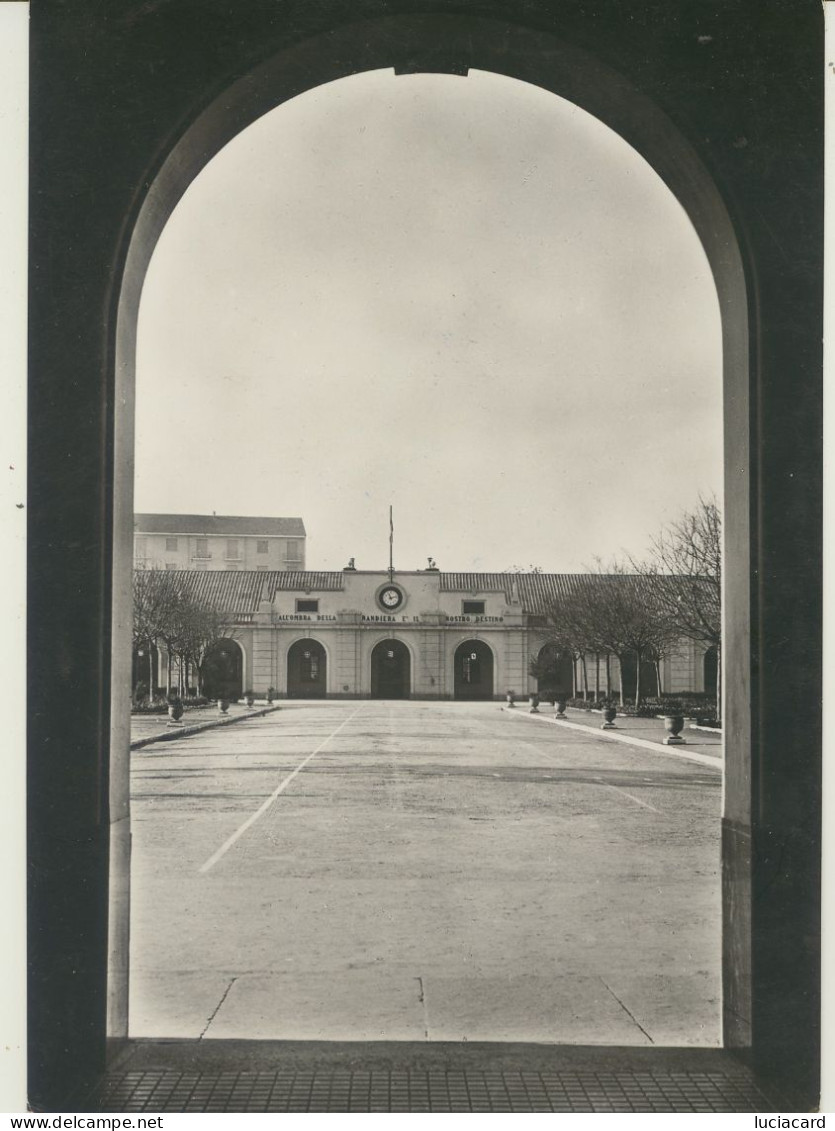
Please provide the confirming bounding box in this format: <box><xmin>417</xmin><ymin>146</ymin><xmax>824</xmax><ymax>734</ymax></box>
<box><xmin>631</xmin><ymin>496</ymin><xmax>722</xmax><ymax>711</ymax></box>
<box><xmin>587</xmin><ymin>563</ymin><xmax>679</xmax><ymax>706</ymax></box>
<box><xmin>133</xmin><ymin>570</ymin><xmax>230</xmax><ymax>698</ymax></box>
<box><xmin>132</xmin><ymin>568</ymin><xmax>182</xmax><ymax>695</ymax></box>
<box><xmin>539</xmin><ymin>577</ymin><xmax>618</xmax><ymax>700</ymax></box>
<box><xmin>174</xmin><ymin>595</ymin><xmax>230</xmax><ymax>696</ymax></box>
<box><xmin>540</xmin><ymin>566</ymin><xmax>678</xmax><ymax>706</ymax></box>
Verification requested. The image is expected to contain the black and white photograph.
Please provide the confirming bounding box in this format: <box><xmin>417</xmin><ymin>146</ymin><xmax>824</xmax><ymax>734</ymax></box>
<box><xmin>20</xmin><ymin>0</ymin><xmax>824</xmax><ymax>1116</ymax></box>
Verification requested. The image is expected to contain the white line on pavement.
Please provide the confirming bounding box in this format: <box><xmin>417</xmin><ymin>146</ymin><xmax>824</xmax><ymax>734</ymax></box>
<box><xmin>603</xmin><ymin>783</ymin><xmax>661</xmax><ymax>814</ymax></box>
<box><xmin>198</xmin><ymin>702</ymin><xmax>366</xmax><ymax>874</ymax></box>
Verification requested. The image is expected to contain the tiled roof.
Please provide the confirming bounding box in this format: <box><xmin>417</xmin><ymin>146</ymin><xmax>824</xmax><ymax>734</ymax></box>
<box><xmin>267</xmin><ymin>571</ymin><xmax>345</xmax><ymax>594</ymax></box>
<box><xmin>439</xmin><ymin>574</ymin><xmax>514</xmax><ymax>596</ymax></box>
<box><xmin>134</xmin><ymin>513</ymin><xmax>305</xmax><ymax>537</ymax></box>
<box><xmin>139</xmin><ymin>569</ymin><xmax>714</xmax><ymax>619</ymax></box>
<box><xmin>157</xmin><ymin>570</ymin><xmax>268</xmax><ymax>613</ymax></box>
<box><xmin>439</xmin><ymin>572</ymin><xmax>594</xmax><ymax>613</ymax></box>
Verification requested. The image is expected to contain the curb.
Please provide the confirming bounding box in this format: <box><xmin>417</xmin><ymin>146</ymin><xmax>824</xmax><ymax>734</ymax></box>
<box><xmin>499</xmin><ymin>705</ymin><xmax>723</xmax><ymax>769</ymax></box>
<box><xmin>130</xmin><ymin>704</ymin><xmax>282</xmax><ymax>750</ymax></box>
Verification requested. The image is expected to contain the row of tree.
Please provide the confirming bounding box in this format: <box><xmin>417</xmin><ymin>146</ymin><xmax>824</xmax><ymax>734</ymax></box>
<box><xmin>535</xmin><ymin>497</ymin><xmax>721</xmax><ymax>709</ymax></box>
<box><xmin>133</xmin><ymin>569</ymin><xmax>229</xmax><ymax>697</ymax></box>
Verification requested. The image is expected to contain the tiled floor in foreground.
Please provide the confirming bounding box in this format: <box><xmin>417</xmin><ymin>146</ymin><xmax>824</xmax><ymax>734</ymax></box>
<box><xmin>91</xmin><ymin>1065</ymin><xmax>785</xmax><ymax>1113</ymax></box>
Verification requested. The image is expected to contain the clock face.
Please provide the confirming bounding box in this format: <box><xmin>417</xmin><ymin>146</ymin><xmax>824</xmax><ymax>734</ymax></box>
<box><xmin>378</xmin><ymin>585</ymin><xmax>404</xmax><ymax>611</ymax></box>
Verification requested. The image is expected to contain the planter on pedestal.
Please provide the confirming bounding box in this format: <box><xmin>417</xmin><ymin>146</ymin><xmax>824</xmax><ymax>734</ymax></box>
<box><xmin>529</xmin><ymin>693</ymin><xmax>540</xmax><ymax>713</ymax></box>
<box><xmin>217</xmin><ymin>698</ymin><xmax>230</xmax><ymax>716</ymax></box>
<box><xmin>554</xmin><ymin>698</ymin><xmax>567</xmax><ymax>719</ymax></box>
<box><xmin>663</xmin><ymin>714</ymin><xmax>686</xmax><ymax>744</ymax></box>
<box><xmin>166</xmin><ymin>699</ymin><xmax>184</xmax><ymax>727</ymax></box>
<box><xmin>601</xmin><ymin>706</ymin><xmax>617</xmax><ymax>729</ymax></box>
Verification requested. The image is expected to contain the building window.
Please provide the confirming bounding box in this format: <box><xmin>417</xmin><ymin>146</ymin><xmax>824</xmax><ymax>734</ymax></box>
<box><xmin>285</xmin><ymin>539</ymin><xmax>300</xmax><ymax>564</ymax></box>
<box><xmin>257</xmin><ymin>539</ymin><xmax>269</xmax><ymax>554</ymax></box>
<box><xmin>463</xmin><ymin>600</ymin><xmax>485</xmax><ymax>615</ymax></box>
<box><xmin>165</xmin><ymin>562</ymin><xmax>175</xmax><ymax>571</ymax></box>
<box><xmin>296</xmin><ymin>599</ymin><xmax>319</xmax><ymax>613</ymax></box>
<box><xmin>226</xmin><ymin>538</ymin><xmax>239</xmax><ymax>560</ymax></box>
<box><xmin>195</xmin><ymin>537</ymin><xmax>209</xmax><ymax>559</ymax></box>
<box><xmin>165</xmin><ymin>536</ymin><xmax>178</xmax><ymax>551</ymax></box>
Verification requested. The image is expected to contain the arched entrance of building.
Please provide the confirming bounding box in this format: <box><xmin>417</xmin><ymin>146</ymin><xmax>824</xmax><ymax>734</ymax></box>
<box><xmin>287</xmin><ymin>638</ymin><xmax>327</xmax><ymax>698</ymax></box>
<box><xmin>370</xmin><ymin>639</ymin><xmax>411</xmax><ymax>699</ymax></box>
<box><xmin>201</xmin><ymin>639</ymin><xmax>244</xmax><ymax>701</ymax></box>
<box><xmin>534</xmin><ymin>644</ymin><xmax>574</xmax><ymax>699</ymax></box>
<box><xmin>454</xmin><ymin>639</ymin><xmax>494</xmax><ymax>701</ymax></box>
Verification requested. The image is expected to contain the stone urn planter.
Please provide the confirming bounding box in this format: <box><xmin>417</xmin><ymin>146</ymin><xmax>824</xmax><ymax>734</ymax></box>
<box><xmin>244</xmin><ymin>691</ymin><xmax>255</xmax><ymax>708</ymax></box>
<box><xmin>663</xmin><ymin>714</ymin><xmax>686</xmax><ymax>744</ymax></box>
<box><xmin>506</xmin><ymin>691</ymin><xmax>516</xmax><ymax>708</ymax></box>
<box><xmin>601</xmin><ymin>705</ymin><xmax>617</xmax><ymax>729</ymax></box>
<box><xmin>529</xmin><ymin>693</ymin><xmax>540</xmax><ymax>713</ymax></box>
<box><xmin>217</xmin><ymin>697</ymin><xmax>230</xmax><ymax>716</ymax></box>
<box><xmin>167</xmin><ymin>698</ymin><xmax>184</xmax><ymax>726</ymax></box>
<box><xmin>554</xmin><ymin>698</ymin><xmax>567</xmax><ymax>719</ymax></box>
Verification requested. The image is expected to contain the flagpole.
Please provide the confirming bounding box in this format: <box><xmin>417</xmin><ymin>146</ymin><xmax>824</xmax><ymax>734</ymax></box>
<box><xmin>389</xmin><ymin>505</ymin><xmax>394</xmax><ymax>581</ymax></box>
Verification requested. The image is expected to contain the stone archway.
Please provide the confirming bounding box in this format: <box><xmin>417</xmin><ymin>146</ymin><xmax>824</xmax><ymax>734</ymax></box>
<box><xmin>201</xmin><ymin>638</ymin><xmax>244</xmax><ymax>701</ymax></box>
<box><xmin>454</xmin><ymin>639</ymin><xmax>495</xmax><ymax>701</ymax></box>
<box><xmin>370</xmin><ymin>639</ymin><xmax>411</xmax><ymax>699</ymax></box>
<box><xmin>287</xmin><ymin>638</ymin><xmax>327</xmax><ymax>698</ymax></box>
<box><xmin>103</xmin><ymin>8</ymin><xmax>757</xmax><ymax>1076</ymax></box>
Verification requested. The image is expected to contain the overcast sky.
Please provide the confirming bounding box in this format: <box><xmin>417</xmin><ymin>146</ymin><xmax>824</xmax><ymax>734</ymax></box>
<box><xmin>135</xmin><ymin>68</ymin><xmax>722</xmax><ymax>573</ymax></box>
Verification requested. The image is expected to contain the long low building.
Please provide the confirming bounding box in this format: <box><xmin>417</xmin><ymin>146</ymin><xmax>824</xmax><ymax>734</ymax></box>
<box><xmin>136</xmin><ymin>567</ymin><xmax>716</xmax><ymax>702</ymax></box>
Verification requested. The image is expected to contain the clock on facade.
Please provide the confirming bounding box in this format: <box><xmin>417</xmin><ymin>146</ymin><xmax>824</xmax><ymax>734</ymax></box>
<box><xmin>377</xmin><ymin>584</ymin><xmax>404</xmax><ymax>612</ymax></box>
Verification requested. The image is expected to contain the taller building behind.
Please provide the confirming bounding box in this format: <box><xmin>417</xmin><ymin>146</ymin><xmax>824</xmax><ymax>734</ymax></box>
<box><xmin>133</xmin><ymin>513</ymin><xmax>306</xmax><ymax>571</ymax></box>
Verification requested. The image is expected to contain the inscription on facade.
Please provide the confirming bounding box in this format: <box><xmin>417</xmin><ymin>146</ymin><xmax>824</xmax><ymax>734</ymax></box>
<box><xmin>275</xmin><ymin>614</ymin><xmax>337</xmax><ymax>622</ymax></box>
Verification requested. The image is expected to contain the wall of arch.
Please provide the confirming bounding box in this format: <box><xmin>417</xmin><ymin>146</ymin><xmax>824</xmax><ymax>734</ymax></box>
<box><xmin>26</xmin><ymin>0</ymin><xmax>822</xmax><ymax>1109</ymax></box>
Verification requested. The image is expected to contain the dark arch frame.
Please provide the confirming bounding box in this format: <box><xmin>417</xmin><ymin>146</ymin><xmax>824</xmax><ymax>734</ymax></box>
<box><xmin>28</xmin><ymin>2</ymin><xmax>822</xmax><ymax>1110</ymax></box>
<box><xmin>453</xmin><ymin>638</ymin><xmax>495</xmax><ymax>701</ymax></box>
<box><xmin>370</xmin><ymin>638</ymin><xmax>412</xmax><ymax>699</ymax></box>
<box><xmin>287</xmin><ymin>638</ymin><xmax>328</xmax><ymax>698</ymax></box>
<box><xmin>201</xmin><ymin>638</ymin><xmax>245</xmax><ymax>701</ymax></box>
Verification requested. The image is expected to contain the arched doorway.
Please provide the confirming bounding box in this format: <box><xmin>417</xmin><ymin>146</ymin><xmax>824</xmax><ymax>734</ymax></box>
<box><xmin>201</xmin><ymin>639</ymin><xmax>243</xmax><ymax>701</ymax></box>
<box><xmin>454</xmin><ymin>639</ymin><xmax>494</xmax><ymax>701</ymax></box>
<box><xmin>287</xmin><ymin>638</ymin><xmax>327</xmax><ymax>698</ymax></box>
<box><xmin>370</xmin><ymin>639</ymin><xmax>411</xmax><ymax>699</ymax></box>
<box><xmin>533</xmin><ymin>644</ymin><xmax>574</xmax><ymax>699</ymax></box>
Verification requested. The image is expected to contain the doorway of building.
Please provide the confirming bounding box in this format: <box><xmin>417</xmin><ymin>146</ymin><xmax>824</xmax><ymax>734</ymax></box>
<box><xmin>201</xmin><ymin>639</ymin><xmax>243</xmax><ymax>700</ymax></box>
<box><xmin>370</xmin><ymin>639</ymin><xmax>411</xmax><ymax>699</ymax></box>
<box><xmin>454</xmin><ymin>639</ymin><xmax>494</xmax><ymax>700</ymax></box>
<box><xmin>287</xmin><ymin>638</ymin><xmax>327</xmax><ymax>698</ymax></box>
<box><xmin>534</xmin><ymin>644</ymin><xmax>574</xmax><ymax>700</ymax></box>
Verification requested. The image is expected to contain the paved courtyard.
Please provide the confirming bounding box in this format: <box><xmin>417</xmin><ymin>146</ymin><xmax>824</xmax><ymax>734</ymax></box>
<box><xmin>129</xmin><ymin>701</ymin><xmax>721</xmax><ymax>1045</ymax></box>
